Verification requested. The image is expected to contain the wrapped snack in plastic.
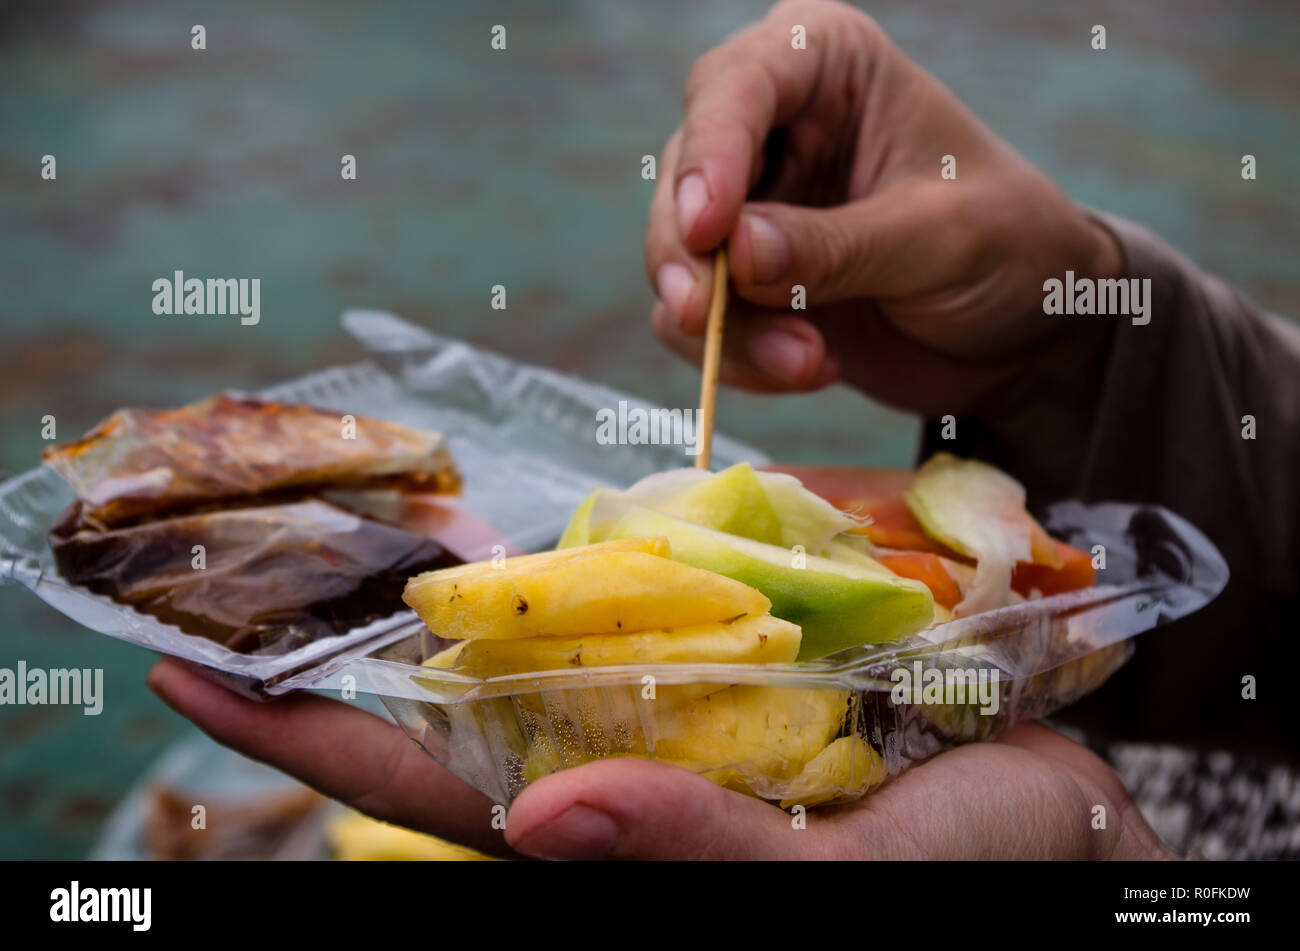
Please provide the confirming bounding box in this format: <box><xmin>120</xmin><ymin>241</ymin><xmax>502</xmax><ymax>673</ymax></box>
<box><xmin>49</xmin><ymin>499</ymin><xmax>458</xmax><ymax>655</ymax></box>
<box><xmin>41</xmin><ymin>393</ymin><xmax>460</xmax><ymax>528</ymax></box>
<box><xmin>0</xmin><ymin>314</ymin><xmax>765</xmax><ymax>695</ymax></box>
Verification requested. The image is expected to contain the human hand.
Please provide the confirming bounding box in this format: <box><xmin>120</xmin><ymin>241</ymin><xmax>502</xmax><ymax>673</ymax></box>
<box><xmin>646</xmin><ymin>0</ymin><xmax>1124</xmax><ymax>416</ymax></box>
<box><xmin>504</xmin><ymin>720</ymin><xmax>1176</xmax><ymax>860</ymax></box>
<box><xmin>145</xmin><ymin>657</ymin><xmax>518</xmax><ymax>859</ymax></box>
<box><xmin>147</xmin><ymin>657</ymin><xmax>1174</xmax><ymax>860</ymax></box>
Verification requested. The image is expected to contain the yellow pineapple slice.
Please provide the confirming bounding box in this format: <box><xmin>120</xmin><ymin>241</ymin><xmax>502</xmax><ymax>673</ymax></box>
<box><xmin>424</xmin><ymin>613</ymin><xmax>800</xmax><ymax>676</ymax></box>
<box><xmin>779</xmin><ymin>736</ymin><xmax>887</xmax><ymax>808</ymax></box>
<box><xmin>404</xmin><ymin>541</ymin><xmax>770</xmax><ymax>640</ymax></box>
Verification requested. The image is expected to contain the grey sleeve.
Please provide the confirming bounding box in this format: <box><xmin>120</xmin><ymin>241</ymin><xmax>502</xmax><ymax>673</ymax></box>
<box><xmin>920</xmin><ymin>213</ymin><xmax>1300</xmax><ymax>757</ymax></box>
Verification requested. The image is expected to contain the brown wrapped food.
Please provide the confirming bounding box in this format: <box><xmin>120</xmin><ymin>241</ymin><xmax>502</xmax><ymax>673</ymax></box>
<box><xmin>41</xmin><ymin>393</ymin><xmax>460</xmax><ymax>529</ymax></box>
<box><xmin>50</xmin><ymin>499</ymin><xmax>460</xmax><ymax>654</ymax></box>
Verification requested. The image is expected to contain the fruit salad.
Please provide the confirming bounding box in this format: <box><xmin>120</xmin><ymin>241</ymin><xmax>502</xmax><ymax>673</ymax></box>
<box><xmin>400</xmin><ymin>454</ymin><xmax>1103</xmax><ymax>806</ymax></box>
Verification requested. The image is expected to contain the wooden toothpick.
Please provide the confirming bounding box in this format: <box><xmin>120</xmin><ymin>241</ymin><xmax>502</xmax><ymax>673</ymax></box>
<box><xmin>695</xmin><ymin>248</ymin><xmax>728</xmax><ymax>470</ymax></box>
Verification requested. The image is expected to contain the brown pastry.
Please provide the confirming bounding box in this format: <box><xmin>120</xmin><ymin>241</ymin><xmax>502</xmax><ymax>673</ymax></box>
<box><xmin>42</xmin><ymin>393</ymin><xmax>460</xmax><ymax>529</ymax></box>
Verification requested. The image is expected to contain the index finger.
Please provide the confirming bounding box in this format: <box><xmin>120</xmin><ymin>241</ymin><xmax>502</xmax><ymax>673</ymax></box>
<box><xmin>672</xmin><ymin>4</ymin><xmax>837</xmax><ymax>252</ymax></box>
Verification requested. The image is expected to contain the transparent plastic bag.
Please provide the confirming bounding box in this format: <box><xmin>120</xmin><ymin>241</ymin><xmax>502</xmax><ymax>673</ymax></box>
<box><xmin>48</xmin><ymin>499</ymin><xmax>459</xmax><ymax>655</ymax></box>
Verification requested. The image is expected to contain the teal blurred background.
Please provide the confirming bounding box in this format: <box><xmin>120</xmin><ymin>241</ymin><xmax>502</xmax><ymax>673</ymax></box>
<box><xmin>1</xmin><ymin>0</ymin><xmax>1297</xmax><ymax>857</ymax></box>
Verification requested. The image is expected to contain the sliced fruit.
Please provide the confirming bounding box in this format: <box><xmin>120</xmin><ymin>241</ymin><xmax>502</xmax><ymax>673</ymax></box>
<box><xmin>327</xmin><ymin>810</ymin><xmax>495</xmax><ymax>861</ymax></box>
<box><xmin>652</xmin><ymin>463</ymin><xmax>783</xmax><ymax>545</ymax></box>
<box><xmin>779</xmin><ymin>736</ymin><xmax>887</xmax><ymax>808</ymax></box>
<box><xmin>847</xmin><ymin>495</ymin><xmax>964</xmax><ymax>556</ymax></box>
<box><xmin>905</xmin><ymin>453</ymin><xmax>1062</xmax><ymax>616</ymax></box>
<box><xmin>1011</xmin><ymin>538</ymin><xmax>1097</xmax><ymax>598</ymax></box>
<box><xmin>749</xmin><ymin>469</ymin><xmax>861</xmax><ymax>552</ymax></box>
<box><xmin>875</xmin><ymin>552</ymin><xmax>963</xmax><ymax>611</ymax></box>
<box><xmin>761</xmin><ymin>465</ymin><xmax>947</xmax><ymax>552</ymax></box>
<box><xmin>823</xmin><ymin>538</ymin><xmax>891</xmax><ymax>570</ymax></box>
<box><xmin>651</xmin><ymin>685</ymin><xmax>851</xmax><ymax>783</ymax></box>
<box><xmin>424</xmin><ymin>640</ymin><xmax>468</xmax><ymax>669</ymax></box>
<box><xmin>920</xmin><ymin>696</ymin><xmax>999</xmax><ymax>743</ymax></box>
<box><xmin>423</xmin><ymin>613</ymin><xmax>801</xmax><ymax>678</ymax></box>
<box><xmin>759</xmin><ymin>464</ymin><xmax>915</xmax><ymax>510</ymax></box>
<box><xmin>408</xmin><ymin>535</ymin><xmax>667</xmax><ymax>590</ymax></box>
<box><xmin>555</xmin><ymin>490</ymin><xmax>600</xmax><ymax>549</ymax></box>
<box><xmin>404</xmin><ymin>542</ymin><xmax>771</xmax><ymax>640</ymax></box>
<box><xmin>600</xmin><ymin>508</ymin><xmax>933</xmax><ymax>659</ymax></box>
<box><xmin>906</xmin><ymin>454</ymin><xmax>1061</xmax><ymax>566</ymax></box>
<box><xmin>559</xmin><ymin>463</ymin><xmax>858</xmax><ymax>555</ymax></box>
<box><xmin>521</xmin><ymin>742</ymin><xmax>563</xmax><ymax>785</ymax></box>
<box><xmin>516</xmin><ymin>684</ymin><xmax>849</xmax><ymax>794</ymax></box>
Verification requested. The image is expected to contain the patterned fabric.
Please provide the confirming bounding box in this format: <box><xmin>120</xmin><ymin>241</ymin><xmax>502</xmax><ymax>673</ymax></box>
<box><xmin>1103</xmin><ymin>741</ymin><xmax>1300</xmax><ymax>860</ymax></box>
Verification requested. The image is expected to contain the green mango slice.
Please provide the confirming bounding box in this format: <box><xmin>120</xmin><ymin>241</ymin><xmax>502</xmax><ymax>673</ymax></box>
<box><xmin>604</xmin><ymin>508</ymin><xmax>933</xmax><ymax>660</ymax></box>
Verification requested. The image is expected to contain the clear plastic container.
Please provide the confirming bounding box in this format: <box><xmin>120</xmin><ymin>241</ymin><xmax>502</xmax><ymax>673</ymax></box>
<box><xmin>302</xmin><ymin>502</ymin><xmax>1228</xmax><ymax>808</ymax></box>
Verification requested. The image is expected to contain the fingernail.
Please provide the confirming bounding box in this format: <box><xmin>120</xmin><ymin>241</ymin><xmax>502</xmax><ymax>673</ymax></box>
<box><xmin>656</xmin><ymin>263</ymin><xmax>695</xmax><ymax>322</ymax></box>
<box><xmin>145</xmin><ymin>660</ymin><xmax>170</xmax><ymax>696</ymax></box>
<box><xmin>742</xmin><ymin>213</ymin><xmax>790</xmax><ymax>284</ymax></box>
<box><xmin>676</xmin><ymin>172</ymin><xmax>710</xmax><ymax>239</ymax></box>
<box><xmin>513</xmin><ymin>804</ymin><xmax>619</xmax><ymax>861</ymax></box>
<box><xmin>748</xmin><ymin>330</ymin><xmax>812</xmax><ymax>384</ymax></box>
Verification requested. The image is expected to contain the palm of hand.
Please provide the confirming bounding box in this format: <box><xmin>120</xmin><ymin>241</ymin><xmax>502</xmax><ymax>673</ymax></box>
<box><xmin>504</xmin><ymin>721</ymin><xmax>1164</xmax><ymax>860</ymax></box>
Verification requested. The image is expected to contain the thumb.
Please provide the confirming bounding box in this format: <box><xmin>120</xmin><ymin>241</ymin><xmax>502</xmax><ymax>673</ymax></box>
<box><xmin>727</xmin><ymin>187</ymin><xmax>937</xmax><ymax>309</ymax></box>
<box><xmin>504</xmin><ymin>758</ymin><xmax>822</xmax><ymax>860</ymax></box>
